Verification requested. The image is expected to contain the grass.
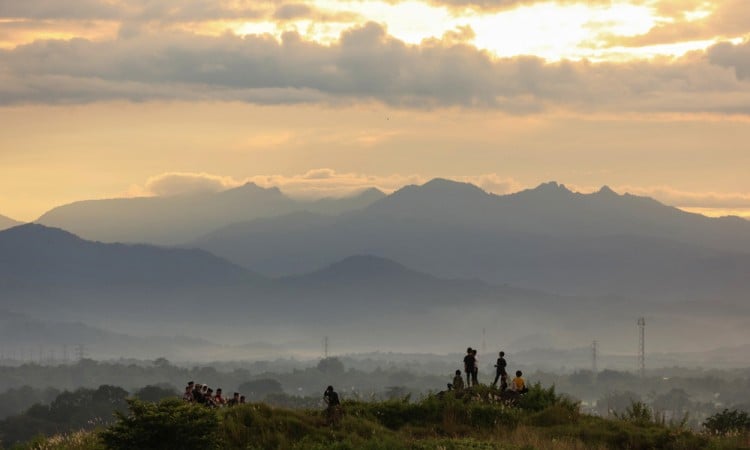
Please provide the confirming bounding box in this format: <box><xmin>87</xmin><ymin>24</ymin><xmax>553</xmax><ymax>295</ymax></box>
<box><xmin>14</xmin><ymin>385</ymin><xmax>750</xmax><ymax>450</ymax></box>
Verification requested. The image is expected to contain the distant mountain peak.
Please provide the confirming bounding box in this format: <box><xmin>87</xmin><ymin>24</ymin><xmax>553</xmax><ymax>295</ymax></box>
<box><xmin>3</xmin><ymin>223</ymin><xmax>81</xmax><ymax>241</ymax></box>
<box><xmin>595</xmin><ymin>185</ymin><xmax>618</xmax><ymax>196</ymax></box>
<box><xmin>533</xmin><ymin>181</ymin><xmax>571</xmax><ymax>193</ymax></box>
<box><xmin>0</xmin><ymin>213</ymin><xmax>23</xmax><ymax>231</ymax></box>
<box><xmin>421</xmin><ymin>178</ymin><xmax>486</xmax><ymax>193</ymax></box>
<box><xmin>223</xmin><ymin>182</ymin><xmax>283</xmax><ymax>196</ymax></box>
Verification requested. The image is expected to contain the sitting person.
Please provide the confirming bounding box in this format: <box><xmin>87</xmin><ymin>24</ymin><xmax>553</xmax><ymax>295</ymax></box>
<box><xmin>227</xmin><ymin>392</ymin><xmax>240</xmax><ymax>406</ymax></box>
<box><xmin>448</xmin><ymin>369</ymin><xmax>464</xmax><ymax>391</ymax></box>
<box><xmin>512</xmin><ymin>370</ymin><xmax>528</xmax><ymax>394</ymax></box>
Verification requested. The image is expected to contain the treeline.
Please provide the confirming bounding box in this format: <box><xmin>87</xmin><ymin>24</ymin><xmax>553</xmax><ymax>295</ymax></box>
<box><xmin>2</xmin><ymin>358</ymin><xmax>750</xmax><ymax>432</ymax></box>
<box><xmin>0</xmin><ymin>384</ymin><xmax>178</xmax><ymax>447</ymax></box>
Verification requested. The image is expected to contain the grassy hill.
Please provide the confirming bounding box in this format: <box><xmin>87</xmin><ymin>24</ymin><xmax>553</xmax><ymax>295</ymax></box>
<box><xmin>15</xmin><ymin>385</ymin><xmax>749</xmax><ymax>450</ymax></box>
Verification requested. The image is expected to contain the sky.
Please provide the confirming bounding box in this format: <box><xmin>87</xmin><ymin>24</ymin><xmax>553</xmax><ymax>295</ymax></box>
<box><xmin>1</xmin><ymin>0</ymin><xmax>750</xmax><ymax>221</ymax></box>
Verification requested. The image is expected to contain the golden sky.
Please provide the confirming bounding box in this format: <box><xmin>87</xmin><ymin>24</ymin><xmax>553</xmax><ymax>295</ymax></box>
<box><xmin>1</xmin><ymin>0</ymin><xmax>750</xmax><ymax>221</ymax></box>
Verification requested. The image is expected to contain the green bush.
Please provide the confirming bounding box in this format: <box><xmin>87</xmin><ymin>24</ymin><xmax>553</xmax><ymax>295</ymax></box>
<box><xmin>100</xmin><ymin>398</ymin><xmax>220</xmax><ymax>450</ymax></box>
<box><xmin>518</xmin><ymin>383</ymin><xmax>579</xmax><ymax>414</ymax></box>
<box><xmin>614</xmin><ymin>401</ymin><xmax>654</xmax><ymax>426</ymax></box>
<box><xmin>703</xmin><ymin>408</ymin><xmax>750</xmax><ymax>436</ymax></box>
<box><xmin>527</xmin><ymin>404</ymin><xmax>579</xmax><ymax>427</ymax></box>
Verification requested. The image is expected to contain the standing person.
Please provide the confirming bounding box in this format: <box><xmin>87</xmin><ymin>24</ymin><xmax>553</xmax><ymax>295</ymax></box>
<box><xmin>471</xmin><ymin>349</ymin><xmax>479</xmax><ymax>386</ymax></box>
<box><xmin>463</xmin><ymin>348</ymin><xmax>475</xmax><ymax>387</ymax></box>
<box><xmin>493</xmin><ymin>351</ymin><xmax>508</xmax><ymax>390</ymax></box>
<box><xmin>324</xmin><ymin>386</ymin><xmax>342</xmax><ymax>424</ymax></box>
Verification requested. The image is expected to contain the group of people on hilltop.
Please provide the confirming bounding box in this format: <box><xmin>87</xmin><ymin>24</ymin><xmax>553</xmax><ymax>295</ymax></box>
<box><xmin>182</xmin><ymin>381</ymin><xmax>246</xmax><ymax>407</ymax></box>
<box><xmin>448</xmin><ymin>348</ymin><xmax>528</xmax><ymax>394</ymax></box>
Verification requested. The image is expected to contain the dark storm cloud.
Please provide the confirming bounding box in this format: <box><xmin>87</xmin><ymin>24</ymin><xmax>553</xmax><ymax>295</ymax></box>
<box><xmin>1</xmin><ymin>22</ymin><xmax>749</xmax><ymax>113</ymax></box>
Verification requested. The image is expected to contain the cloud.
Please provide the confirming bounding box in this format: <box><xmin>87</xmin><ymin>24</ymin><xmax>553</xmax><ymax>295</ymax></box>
<box><xmin>1</xmin><ymin>21</ymin><xmax>750</xmax><ymax>113</ymax></box>
<box><xmin>0</xmin><ymin>0</ymin><xmax>272</xmax><ymax>22</ymax></box>
<box><xmin>591</xmin><ymin>0</ymin><xmax>750</xmax><ymax>48</ymax></box>
<box><xmin>143</xmin><ymin>172</ymin><xmax>239</xmax><ymax>196</ymax></box>
<box><xmin>419</xmin><ymin>0</ymin><xmax>616</xmax><ymax>12</ymax></box>
<box><xmin>133</xmin><ymin>169</ymin><xmax>522</xmax><ymax>199</ymax></box>
<box><xmin>708</xmin><ymin>39</ymin><xmax>750</xmax><ymax>80</ymax></box>
<box><xmin>616</xmin><ymin>185</ymin><xmax>750</xmax><ymax>209</ymax></box>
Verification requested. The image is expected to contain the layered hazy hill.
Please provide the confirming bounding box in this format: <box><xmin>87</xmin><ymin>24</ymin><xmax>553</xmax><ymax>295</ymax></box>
<box><xmin>0</xmin><ymin>224</ymin><xmax>253</xmax><ymax>288</ymax></box>
<box><xmin>36</xmin><ymin>184</ymin><xmax>385</xmax><ymax>245</ymax></box>
<box><xmin>193</xmin><ymin>179</ymin><xmax>750</xmax><ymax>301</ymax></box>
<box><xmin>2</xmin><ymin>224</ymin><xmax>748</xmax><ymax>354</ymax></box>
<box><xmin>0</xmin><ymin>213</ymin><xmax>22</xmax><ymax>231</ymax></box>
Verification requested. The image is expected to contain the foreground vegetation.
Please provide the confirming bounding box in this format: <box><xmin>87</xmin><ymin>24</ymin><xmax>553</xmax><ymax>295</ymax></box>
<box><xmin>10</xmin><ymin>384</ymin><xmax>749</xmax><ymax>450</ymax></box>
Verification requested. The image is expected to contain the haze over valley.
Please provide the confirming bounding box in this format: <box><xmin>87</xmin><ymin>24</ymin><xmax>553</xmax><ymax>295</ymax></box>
<box><xmin>2</xmin><ymin>179</ymin><xmax>749</xmax><ymax>365</ymax></box>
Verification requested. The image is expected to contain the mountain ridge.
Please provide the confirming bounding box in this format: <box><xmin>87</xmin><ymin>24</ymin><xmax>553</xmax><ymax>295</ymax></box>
<box><xmin>36</xmin><ymin>186</ymin><xmax>385</xmax><ymax>245</ymax></box>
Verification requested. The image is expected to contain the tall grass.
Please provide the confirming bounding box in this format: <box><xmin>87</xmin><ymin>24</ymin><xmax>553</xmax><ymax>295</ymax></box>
<box><xmin>18</xmin><ymin>387</ymin><xmax>750</xmax><ymax>450</ymax></box>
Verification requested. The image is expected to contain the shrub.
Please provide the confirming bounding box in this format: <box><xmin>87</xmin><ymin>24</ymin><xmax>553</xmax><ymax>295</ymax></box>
<box><xmin>703</xmin><ymin>408</ymin><xmax>750</xmax><ymax>436</ymax></box>
<box><xmin>614</xmin><ymin>401</ymin><xmax>654</xmax><ymax>426</ymax></box>
<box><xmin>518</xmin><ymin>383</ymin><xmax>579</xmax><ymax>414</ymax></box>
<box><xmin>100</xmin><ymin>398</ymin><xmax>220</xmax><ymax>450</ymax></box>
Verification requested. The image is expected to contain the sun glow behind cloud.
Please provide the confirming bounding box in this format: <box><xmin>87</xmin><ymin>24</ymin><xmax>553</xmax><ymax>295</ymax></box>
<box><xmin>2</xmin><ymin>1</ymin><xmax>742</xmax><ymax>62</ymax></box>
<box><xmin>224</xmin><ymin>0</ymin><xmax>729</xmax><ymax>61</ymax></box>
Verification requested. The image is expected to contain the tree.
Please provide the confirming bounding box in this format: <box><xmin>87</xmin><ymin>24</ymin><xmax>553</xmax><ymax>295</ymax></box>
<box><xmin>102</xmin><ymin>398</ymin><xmax>220</xmax><ymax>450</ymax></box>
<box><xmin>316</xmin><ymin>357</ymin><xmax>345</xmax><ymax>375</ymax></box>
<box><xmin>135</xmin><ymin>385</ymin><xmax>179</xmax><ymax>403</ymax></box>
<box><xmin>703</xmin><ymin>409</ymin><xmax>750</xmax><ymax>436</ymax></box>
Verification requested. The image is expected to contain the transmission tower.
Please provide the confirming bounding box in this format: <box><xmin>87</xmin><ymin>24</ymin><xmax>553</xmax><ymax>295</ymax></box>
<box><xmin>637</xmin><ymin>317</ymin><xmax>645</xmax><ymax>378</ymax></box>
<box><xmin>591</xmin><ymin>340</ymin><xmax>598</xmax><ymax>384</ymax></box>
<box><xmin>323</xmin><ymin>336</ymin><xmax>329</xmax><ymax>359</ymax></box>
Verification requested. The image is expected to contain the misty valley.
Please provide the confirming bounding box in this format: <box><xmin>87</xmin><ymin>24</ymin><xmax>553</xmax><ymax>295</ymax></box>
<box><xmin>1</xmin><ymin>179</ymin><xmax>750</xmax><ymax>449</ymax></box>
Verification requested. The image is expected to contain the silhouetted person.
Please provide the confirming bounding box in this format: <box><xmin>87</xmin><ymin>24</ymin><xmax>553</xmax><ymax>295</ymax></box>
<box><xmin>324</xmin><ymin>385</ymin><xmax>342</xmax><ymax>424</ymax></box>
<box><xmin>463</xmin><ymin>347</ymin><xmax>475</xmax><ymax>387</ymax></box>
<box><xmin>239</xmin><ymin>395</ymin><xmax>246</xmax><ymax>404</ymax></box>
<box><xmin>448</xmin><ymin>369</ymin><xmax>464</xmax><ymax>391</ymax></box>
<box><xmin>192</xmin><ymin>384</ymin><xmax>205</xmax><ymax>404</ymax></box>
<box><xmin>227</xmin><ymin>392</ymin><xmax>240</xmax><ymax>406</ymax></box>
<box><xmin>324</xmin><ymin>385</ymin><xmax>340</xmax><ymax>407</ymax></box>
<box><xmin>492</xmin><ymin>351</ymin><xmax>508</xmax><ymax>390</ymax></box>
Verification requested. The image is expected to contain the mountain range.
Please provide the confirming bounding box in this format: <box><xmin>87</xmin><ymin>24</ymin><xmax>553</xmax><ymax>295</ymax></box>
<box><xmin>0</xmin><ymin>214</ymin><xmax>22</xmax><ymax>231</ymax></box>
<box><xmin>36</xmin><ymin>184</ymin><xmax>385</xmax><ymax>245</ymax></box>
<box><xmin>2</xmin><ymin>223</ymin><xmax>748</xmax><ymax>355</ymax></box>
<box><xmin>192</xmin><ymin>179</ymin><xmax>750</xmax><ymax>301</ymax></box>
